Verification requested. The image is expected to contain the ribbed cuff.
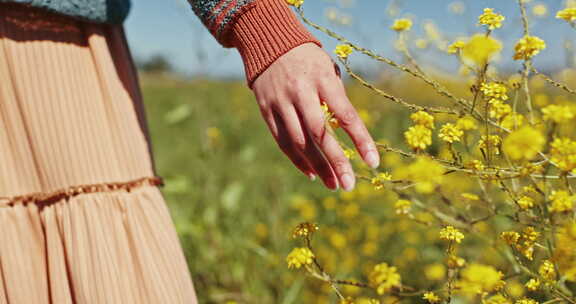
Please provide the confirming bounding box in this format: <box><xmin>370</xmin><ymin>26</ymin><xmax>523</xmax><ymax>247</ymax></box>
<box><xmin>231</xmin><ymin>0</ymin><xmax>322</xmax><ymax>87</ymax></box>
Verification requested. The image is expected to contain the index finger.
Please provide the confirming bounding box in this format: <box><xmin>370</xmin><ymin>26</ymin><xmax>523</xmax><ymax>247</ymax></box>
<box><xmin>318</xmin><ymin>78</ymin><xmax>380</xmax><ymax>169</ymax></box>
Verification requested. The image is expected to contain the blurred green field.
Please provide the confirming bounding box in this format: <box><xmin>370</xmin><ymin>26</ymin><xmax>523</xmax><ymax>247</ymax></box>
<box><xmin>141</xmin><ymin>76</ymin><xmax>410</xmax><ymax>303</ymax></box>
<box><xmin>140</xmin><ymin>69</ymin><xmax>576</xmax><ymax>304</ymax></box>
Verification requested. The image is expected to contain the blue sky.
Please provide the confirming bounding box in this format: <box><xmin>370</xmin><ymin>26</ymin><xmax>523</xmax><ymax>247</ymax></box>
<box><xmin>124</xmin><ymin>0</ymin><xmax>575</xmax><ymax>79</ymax></box>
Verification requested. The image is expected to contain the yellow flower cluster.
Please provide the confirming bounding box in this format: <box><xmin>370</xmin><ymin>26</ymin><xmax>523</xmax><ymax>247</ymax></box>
<box><xmin>334</xmin><ymin>44</ymin><xmax>354</xmax><ymax>59</ymax></box>
<box><xmin>447</xmin><ymin>40</ymin><xmax>465</xmax><ymax>54</ymax></box>
<box><xmin>462</xmin><ymin>34</ymin><xmax>502</xmax><ymax>65</ymax></box>
<box><xmin>515</xmin><ymin>298</ymin><xmax>538</xmax><ymax>304</ymax></box>
<box><xmin>391</xmin><ymin>18</ymin><xmax>412</xmax><ymax>32</ymax></box>
<box><xmin>292</xmin><ymin>222</ymin><xmax>319</xmax><ymax>239</ymax></box>
<box><xmin>484</xmin><ymin>294</ymin><xmax>510</xmax><ymax>304</ymax></box>
<box><xmin>556</xmin><ymin>7</ymin><xmax>576</xmax><ymax>22</ymax></box>
<box><xmin>371</xmin><ymin>172</ymin><xmax>392</xmax><ymax>190</ymax></box>
<box><xmin>502</xmin><ymin>126</ymin><xmax>544</xmax><ymax>161</ymax></box>
<box><xmin>539</xmin><ymin>259</ymin><xmax>556</xmax><ymax>281</ymax></box>
<box><xmin>480</xmin><ymin>82</ymin><xmax>508</xmax><ymax>102</ymax></box>
<box><xmin>410</xmin><ymin>111</ymin><xmax>435</xmax><ymax>128</ymax></box>
<box><xmin>501</xmin><ymin>112</ymin><xmax>525</xmax><ymax>130</ymax></box>
<box><xmin>439</xmin><ymin>225</ymin><xmax>464</xmax><ymax>243</ymax></box>
<box><xmin>542</xmin><ymin>104</ymin><xmax>574</xmax><ymax>123</ymax></box>
<box><xmin>517</xmin><ymin>195</ymin><xmax>535</xmax><ymax>210</ymax></box>
<box><xmin>286</xmin><ymin>247</ymin><xmax>314</xmax><ymax>269</ymax></box>
<box><xmin>501</xmin><ymin>227</ymin><xmax>540</xmax><ymax>260</ymax></box>
<box><xmin>321</xmin><ymin>102</ymin><xmax>340</xmax><ymax>129</ymax></box>
<box><xmin>513</xmin><ymin>35</ymin><xmax>546</xmax><ymax>60</ymax></box>
<box><xmin>405</xmin><ymin>111</ymin><xmax>434</xmax><ymax>150</ymax></box>
<box><xmin>456</xmin><ymin>115</ymin><xmax>477</xmax><ymax>130</ymax></box>
<box><xmin>525</xmin><ymin>278</ymin><xmax>540</xmax><ymax>291</ymax></box>
<box><xmin>404</xmin><ymin>157</ymin><xmax>445</xmax><ymax>194</ymax></box>
<box><xmin>368</xmin><ymin>263</ymin><xmax>402</xmax><ymax>295</ymax></box>
<box><xmin>478</xmin><ymin>8</ymin><xmax>505</xmax><ymax>30</ymax></box>
<box><xmin>550</xmin><ymin>137</ymin><xmax>576</xmax><ymax>172</ymax></box>
<box><xmin>439</xmin><ymin>123</ymin><xmax>463</xmax><ymax>143</ymax></box>
<box><xmin>405</xmin><ymin>125</ymin><xmax>432</xmax><ymax>150</ymax></box>
<box><xmin>422</xmin><ymin>291</ymin><xmax>441</xmax><ymax>303</ymax></box>
<box><xmin>554</xmin><ymin>221</ymin><xmax>576</xmax><ymax>281</ymax></box>
<box><xmin>478</xmin><ymin>135</ymin><xmax>502</xmax><ymax>155</ymax></box>
<box><xmin>285</xmin><ymin>0</ymin><xmax>304</xmax><ymax>8</ymax></box>
<box><xmin>458</xmin><ymin>263</ymin><xmax>504</xmax><ymax>294</ymax></box>
<box><xmin>548</xmin><ymin>190</ymin><xmax>575</xmax><ymax>213</ymax></box>
<box><xmin>394</xmin><ymin>199</ymin><xmax>412</xmax><ymax>215</ymax></box>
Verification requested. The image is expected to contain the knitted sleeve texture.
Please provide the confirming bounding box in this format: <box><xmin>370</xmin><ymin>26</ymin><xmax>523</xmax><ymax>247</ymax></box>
<box><xmin>188</xmin><ymin>0</ymin><xmax>321</xmax><ymax>86</ymax></box>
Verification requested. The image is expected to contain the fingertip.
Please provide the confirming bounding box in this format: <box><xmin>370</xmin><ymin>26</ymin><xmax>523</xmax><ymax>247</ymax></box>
<box><xmin>365</xmin><ymin>150</ymin><xmax>380</xmax><ymax>169</ymax></box>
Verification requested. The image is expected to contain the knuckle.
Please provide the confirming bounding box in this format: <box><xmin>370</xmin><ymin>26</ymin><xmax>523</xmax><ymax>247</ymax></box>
<box><xmin>309</xmin><ymin>124</ymin><xmax>326</xmax><ymax>143</ymax></box>
<box><xmin>338</xmin><ymin>108</ymin><xmax>358</xmax><ymax>127</ymax></box>
<box><xmin>292</xmin><ymin>136</ymin><xmax>306</xmax><ymax>151</ymax></box>
<box><xmin>332</xmin><ymin>158</ymin><xmax>350</xmax><ymax>174</ymax></box>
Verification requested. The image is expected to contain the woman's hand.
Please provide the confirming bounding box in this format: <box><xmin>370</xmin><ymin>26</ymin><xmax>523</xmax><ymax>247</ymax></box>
<box><xmin>251</xmin><ymin>43</ymin><xmax>379</xmax><ymax>191</ymax></box>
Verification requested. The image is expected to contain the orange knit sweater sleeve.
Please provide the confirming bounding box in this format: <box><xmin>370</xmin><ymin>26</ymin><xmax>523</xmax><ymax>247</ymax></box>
<box><xmin>229</xmin><ymin>0</ymin><xmax>321</xmax><ymax>87</ymax></box>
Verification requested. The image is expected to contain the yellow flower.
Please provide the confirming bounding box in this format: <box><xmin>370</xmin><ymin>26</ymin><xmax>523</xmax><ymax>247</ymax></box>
<box><xmin>410</xmin><ymin>111</ymin><xmax>435</xmax><ymax>129</ymax></box>
<box><xmin>405</xmin><ymin>125</ymin><xmax>432</xmax><ymax>150</ymax></box>
<box><xmin>462</xmin><ymin>193</ymin><xmax>480</xmax><ymax>201</ymax></box>
<box><xmin>504</xmin><ymin>227</ymin><xmax>540</xmax><ymax>260</ymax></box>
<box><xmin>467</xmin><ymin>159</ymin><xmax>485</xmax><ymax>172</ymax></box>
<box><xmin>480</xmin><ymin>82</ymin><xmax>509</xmax><ymax>101</ymax></box>
<box><xmin>539</xmin><ymin>260</ymin><xmax>556</xmax><ymax>281</ymax></box>
<box><xmin>500</xmin><ymin>231</ymin><xmax>521</xmax><ymax>245</ymax></box>
<box><xmin>513</xmin><ymin>35</ymin><xmax>546</xmax><ymax>60</ymax></box>
<box><xmin>344</xmin><ymin>148</ymin><xmax>356</xmax><ymax>159</ymax></box>
<box><xmin>484</xmin><ymin>294</ymin><xmax>512</xmax><ymax>304</ymax></box>
<box><xmin>554</xmin><ymin>221</ymin><xmax>576</xmax><ymax>281</ymax></box>
<box><xmin>462</xmin><ymin>34</ymin><xmax>502</xmax><ymax>65</ymax></box>
<box><xmin>501</xmin><ymin>112</ymin><xmax>524</xmax><ymax>130</ymax></box>
<box><xmin>447</xmin><ymin>255</ymin><xmax>466</xmax><ymax>268</ymax></box>
<box><xmin>456</xmin><ymin>115</ymin><xmax>477</xmax><ymax>131</ymax></box>
<box><xmin>550</xmin><ymin>137</ymin><xmax>576</xmax><ymax>172</ymax></box>
<box><xmin>549</xmin><ymin>190</ymin><xmax>575</xmax><ymax>213</ymax></box>
<box><xmin>489</xmin><ymin>101</ymin><xmax>512</xmax><ymax>120</ymax></box>
<box><xmin>394</xmin><ymin>199</ymin><xmax>412</xmax><ymax>215</ymax></box>
<box><xmin>368</xmin><ymin>263</ymin><xmax>402</xmax><ymax>295</ymax></box>
<box><xmin>502</xmin><ymin>126</ymin><xmax>544</xmax><ymax>160</ymax></box>
<box><xmin>405</xmin><ymin>157</ymin><xmax>445</xmax><ymax>193</ymax></box>
<box><xmin>478</xmin><ymin>8</ymin><xmax>505</xmax><ymax>30</ymax></box>
<box><xmin>286</xmin><ymin>247</ymin><xmax>314</xmax><ymax>269</ymax></box>
<box><xmin>447</xmin><ymin>40</ymin><xmax>466</xmax><ymax>54</ymax></box>
<box><xmin>525</xmin><ymin>278</ymin><xmax>540</xmax><ymax>291</ymax></box>
<box><xmin>285</xmin><ymin>0</ymin><xmax>304</xmax><ymax>7</ymax></box>
<box><xmin>371</xmin><ymin>172</ymin><xmax>392</xmax><ymax>190</ymax></box>
<box><xmin>478</xmin><ymin>135</ymin><xmax>502</xmax><ymax>155</ymax></box>
<box><xmin>556</xmin><ymin>8</ymin><xmax>576</xmax><ymax>22</ymax></box>
<box><xmin>439</xmin><ymin>226</ymin><xmax>464</xmax><ymax>243</ymax></box>
<box><xmin>439</xmin><ymin>123</ymin><xmax>463</xmax><ymax>143</ymax></box>
<box><xmin>391</xmin><ymin>18</ymin><xmax>412</xmax><ymax>32</ymax></box>
<box><xmin>515</xmin><ymin>298</ymin><xmax>538</xmax><ymax>304</ymax></box>
<box><xmin>533</xmin><ymin>4</ymin><xmax>548</xmax><ymax>17</ymax></box>
<box><xmin>424</xmin><ymin>263</ymin><xmax>446</xmax><ymax>281</ymax></box>
<box><xmin>292</xmin><ymin>222</ymin><xmax>319</xmax><ymax>239</ymax></box>
<box><xmin>422</xmin><ymin>292</ymin><xmax>441</xmax><ymax>303</ymax></box>
<box><xmin>335</xmin><ymin>44</ymin><xmax>354</xmax><ymax>59</ymax></box>
<box><xmin>340</xmin><ymin>297</ymin><xmax>356</xmax><ymax>304</ymax></box>
<box><xmin>458</xmin><ymin>263</ymin><xmax>504</xmax><ymax>294</ymax></box>
<box><xmin>517</xmin><ymin>196</ymin><xmax>535</xmax><ymax>210</ymax></box>
<box><xmin>542</xmin><ymin>104</ymin><xmax>574</xmax><ymax>123</ymax></box>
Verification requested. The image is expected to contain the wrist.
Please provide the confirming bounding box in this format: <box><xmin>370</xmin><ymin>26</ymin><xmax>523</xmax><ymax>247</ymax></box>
<box><xmin>231</xmin><ymin>0</ymin><xmax>322</xmax><ymax>88</ymax></box>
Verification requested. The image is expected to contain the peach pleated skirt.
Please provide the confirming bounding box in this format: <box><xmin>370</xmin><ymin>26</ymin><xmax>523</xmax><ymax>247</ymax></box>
<box><xmin>0</xmin><ymin>4</ymin><xmax>197</xmax><ymax>303</ymax></box>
